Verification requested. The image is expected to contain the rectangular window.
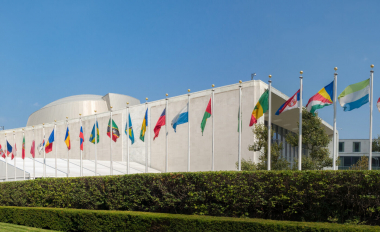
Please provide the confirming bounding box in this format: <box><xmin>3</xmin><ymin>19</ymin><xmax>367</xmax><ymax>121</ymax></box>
<box><xmin>353</xmin><ymin>142</ymin><xmax>361</xmax><ymax>152</ymax></box>
<box><xmin>339</xmin><ymin>142</ymin><xmax>344</xmax><ymax>152</ymax></box>
<box><xmin>344</xmin><ymin>157</ymin><xmax>352</xmax><ymax>167</ymax></box>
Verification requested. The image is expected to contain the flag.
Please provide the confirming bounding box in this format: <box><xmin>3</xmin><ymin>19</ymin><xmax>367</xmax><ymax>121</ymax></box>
<box><xmin>45</xmin><ymin>129</ymin><xmax>55</xmax><ymax>153</ymax></box>
<box><xmin>154</xmin><ymin>108</ymin><xmax>166</xmax><ymax>140</ymax></box>
<box><xmin>125</xmin><ymin>113</ymin><xmax>135</xmax><ymax>144</ymax></box>
<box><xmin>30</xmin><ymin>140</ymin><xmax>35</xmax><ymax>158</ymax></box>
<box><xmin>338</xmin><ymin>79</ymin><xmax>370</xmax><ymax>112</ymax></box>
<box><xmin>275</xmin><ymin>90</ymin><xmax>301</xmax><ymax>115</ymax></box>
<box><xmin>12</xmin><ymin>143</ymin><xmax>17</xmax><ymax>160</ymax></box>
<box><xmin>171</xmin><ymin>103</ymin><xmax>188</xmax><ymax>132</ymax></box>
<box><xmin>6</xmin><ymin>141</ymin><xmax>12</xmax><ymax>157</ymax></box>
<box><xmin>0</xmin><ymin>145</ymin><xmax>5</xmax><ymax>159</ymax></box>
<box><xmin>37</xmin><ymin>139</ymin><xmax>45</xmax><ymax>154</ymax></box>
<box><xmin>107</xmin><ymin>119</ymin><xmax>120</xmax><ymax>142</ymax></box>
<box><xmin>65</xmin><ymin>127</ymin><xmax>71</xmax><ymax>150</ymax></box>
<box><xmin>377</xmin><ymin>98</ymin><xmax>380</xmax><ymax>112</ymax></box>
<box><xmin>22</xmin><ymin>136</ymin><xmax>25</xmax><ymax>159</ymax></box>
<box><xmin>249</xmin><ymin>90</ymin><xmax>269</xmax><ymax>126</ymax></box>
<box><xmin>79</xmin><ymin>126</ymin><xmax>84</xmax><ymax>151</ymax></box>
<box><xmin>89</xmin><ymin>121</ymin><xmax>99</xmax><ymax>144</ymax></box>
<box><xmin>306</xmin><ymin>81</ymin><xmax>333</xmax><ymax>115</ymax></box>
<box><xmin>140</xmin><ymin>109</ymin><xmax>148</xmax><ymax>142</ymax></box>
<box><xmin>201</xmin><ymin>98</ymin><xmax>212</xmax><ymax>135</ymax></box>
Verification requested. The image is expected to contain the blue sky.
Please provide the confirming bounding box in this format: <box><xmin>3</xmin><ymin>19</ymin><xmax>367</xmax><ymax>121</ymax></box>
<box><xmin>0</xmin><ymin>0</ymin><xmax>379</xmax><ymax>139</ymax></box>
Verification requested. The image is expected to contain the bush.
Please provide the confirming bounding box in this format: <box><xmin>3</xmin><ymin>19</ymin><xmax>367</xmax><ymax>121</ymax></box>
<box><xmin>1</xmin><ymin>171</ymin><xmax>380</xmax><ymax>225</ymax></box>
<box><xmin>0</xmin><ymin>206</ymin><xmax>378</xmax><ymax>232</ymax></box>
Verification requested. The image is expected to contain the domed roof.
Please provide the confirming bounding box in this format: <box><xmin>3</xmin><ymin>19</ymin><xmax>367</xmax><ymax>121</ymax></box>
<box><xmin>42</xmin><ymin>94</ymin><xmax>104</xmax><ymax>109</ymax></box>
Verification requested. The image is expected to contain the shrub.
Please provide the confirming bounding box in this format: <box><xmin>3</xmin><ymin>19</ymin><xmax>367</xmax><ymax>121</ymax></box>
<box><xmin>0</xmin><ymin>171</ymin><xmax>380</xmax><ymax>225</ymax></box>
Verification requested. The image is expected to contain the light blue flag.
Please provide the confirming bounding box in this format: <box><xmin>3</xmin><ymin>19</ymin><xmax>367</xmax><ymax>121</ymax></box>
<box><xmin>171</xmin><ymin>103</ymin><xmax>189</xmax><ymax>132</ymax></box>
<box><xmin>125</xmin><ymin>113</ymin><xmax>135</xmax><ymax>144</ymax></box>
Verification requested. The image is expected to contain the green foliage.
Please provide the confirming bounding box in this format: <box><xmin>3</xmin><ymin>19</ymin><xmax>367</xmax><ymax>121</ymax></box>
<box><xmin>249</xmin><ymin>124</ymin><xmax>290</xmax><ymax>170</ymax></box>
<box><xmin>0</xmin><ymin>222</ymin><xmax>54</xmax><ymax>231</ymax></box>
<box><xmin>236</xmin><ymin>158</ymin><xmax>257</xmax><ymax>171</ymax></box>
<box><xmin>286</xmin><ymin>108</ymin><xmax>333</xmax><ymax>170</ymax></box>
<box><xmin>0</xmin><ymin>206</ymin><xmax>378</xmax><ymax>232</ymax></box>
<box><xmin>349</xmin><ymin>156</ymin><xmax>369</xmax><ymax>170</ymax></box>
<box><xmin>372</xmin><ymin>135</ymin><xmax>380</xmax><ymax>152</ymax></box>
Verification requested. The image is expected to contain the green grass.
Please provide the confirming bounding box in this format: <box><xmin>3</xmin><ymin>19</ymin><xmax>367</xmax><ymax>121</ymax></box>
<box><xmin>0</xmin><ymin>222</ymin><xmax>55</xmax><ymax>231</ymax></box>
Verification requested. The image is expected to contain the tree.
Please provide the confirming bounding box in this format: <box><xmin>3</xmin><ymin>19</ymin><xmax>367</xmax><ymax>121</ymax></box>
<box><xmin>235</xmin><ymin>158</ymin><xmax>257</xmax><ymax>171</ymax></box>
<box><xmin>286</xmin><ymin>108</ymin><xmax>333</xmax><ymax>170</ymax></box>
<box><xmin>349</xmin><ymin>156</ymin><xmax>368</xmax><ymax>170</ymax></box>
<box><xmin>372</xmin><ymin>135</ymin><xmax>380</xmax><ymax>152</ymax></box>
<box><xmin>248</xmin><ymin>124</ymin><xmax>290</xmax><ymax>170</ymax></box>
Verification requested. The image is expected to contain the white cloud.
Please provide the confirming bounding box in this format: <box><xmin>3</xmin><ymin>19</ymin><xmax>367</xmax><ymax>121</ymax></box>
<box><xmin>33</xmin><ymin>102</ymin><xmax>39</xmax><ymax>106</ymax></box>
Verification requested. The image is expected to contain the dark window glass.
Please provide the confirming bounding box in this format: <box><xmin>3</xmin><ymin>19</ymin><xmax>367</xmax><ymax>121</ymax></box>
<box><xmin>353</xmin><ymin>142</ymin><xmax>361</xmax><ymax>152</ymax></box>
<box><xmin>344</xmin><ymin>157</ymin><xmax>352</xmax><ymax>167</ymax></box>
<box><xmin>339</xmin><ymin>142</ymin><xmax>344</xmax><ymax>152</ymax></box>
<box><xmin>352</xmin><ymin>157</ymin><xmax>360</xmax><ymax>165</ymax></box>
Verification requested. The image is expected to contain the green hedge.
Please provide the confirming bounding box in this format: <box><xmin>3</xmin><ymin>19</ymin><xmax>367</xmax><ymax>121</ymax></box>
<box><xmin>0</xmin><ymin>206</ymin><xmax>378</xmax><ymax>232</ymax></box>
<box><xmin>0</xmin><ymin>171</ymin><xmax>380</xmax><ymax>225</ymax></box>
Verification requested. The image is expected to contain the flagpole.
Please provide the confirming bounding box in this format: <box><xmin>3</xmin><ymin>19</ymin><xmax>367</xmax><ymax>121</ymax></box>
<box><xmin>94</xmin><ymin>110</ymin><xmax>97</xmax><ymax>176</ymax></box>
<box><xmin>33</xmin><ymin>126</ymin><xmax>35</xmax><ymax>179</ymax></box>
<box><xmin>23</xmin><ymin>129</ymin><xmax>25</xmax><ymax>180</ymax></box>
<box><xmin>298</xmin><ymin>71</ymin><xmax>303</xmax><ymax>171</ymax></box>
<box><xmin>165</xmin><ymin>94</ymin><xmax>169</xmax><ymax>173</ymax></box>
<box><xmin>43</xmin><ymin>124</ymin><xmax>46</xmax><ymax>178</ymax></box>
<box><xmin>110</xmin><ymin>107</ymin><xmax>113</xmax><ymax>175</ymax></box>
<box><xmin>126</xmin><ymin>103</ymin><xmax>130</xmax><ymax>174</ymax></box>
<box><xmin>5</xmin><ymin>134</ymin><xmax>7</xmax><ymax>181</ymax></box>
<box><xmin>13</xmin><ymin>132</ymin><xmax>16</xmax><ymax>181</ymax></box>
<box><xmin>268</xmin><ymin>75</ymin><xmax>272</xmax><ymax>171</ymax></box>
<box><xmin>333</xmin><ymin>67</ymin><xmax>338</xmax><ymax>170</ymax></box>
<box><xmin>369</xmin><ymin>64</ymin><xmax>374</xmax><ymax>170</ymax></box>
<box><xmin>187</xmin><ymin>89</ymin><xmax>191</xmax><ymax>172</ymax></box>
<box><xmin>238</xmin><ymin>80</ymin><xmax>242</xmax><ymax>171</ymax></box>
<box><xmin>54</xmin><ymin>120</ymin><xmax>57</xmax><ymax>178</ymax></box>
<box><xmin>80</xmin><ymin>114</ymin><xmax>83</xmax><ymax>177</ymax></box>
<box><xmin>145</xmin><ymin>98</ymin><xmax>148</xmax><ymax>173</ymax></box>
<box><xmin>66</xmin><ymin>117</ymin><xmax>69</xmax><ymax>177</ymax></box>
<box><xmin>212</xmin><ymin>84</ymin><xmax>215</xmax><ymax>171</ymax></box>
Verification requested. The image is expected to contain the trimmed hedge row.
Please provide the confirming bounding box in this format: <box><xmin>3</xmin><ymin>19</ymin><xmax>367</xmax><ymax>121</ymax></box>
<box><xmin>0</xmin><ymin>171</ymin><xmax>380</xmax><ymax>225</ymax></box>
<box><xmin>0</xmin><ymin>206</ymin><xmax>378</xmax><ymax>232</ymax></box>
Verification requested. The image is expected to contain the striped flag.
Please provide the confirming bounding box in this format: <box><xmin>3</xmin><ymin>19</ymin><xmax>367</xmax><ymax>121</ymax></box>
<box><xmin>306</xmin><ymin>81</ymin><xmax>333</xmax><ymax>115</ymax></box>
<box><xmin>249</xmin><ymin>90</ymin><xmax>269</xmax><ymax>126</ymax></box>
<box><xmin>79</xmin><ymin>126</ymin><xmax>84</xmax><ymax>151</ymax></box>
<box><xmin>154</xmin><ymin>108</ymin><xmax>166</xmax><ymax>140</ymax></box>
<box><xmin>338</xmin><ymin>79</ymin><xmax>369</xmax><ymax>111</ymax></box>
<box><xmin>201</xmin><ymin>98</ymin><xmax>211</xmax><ymax>135</ymax></box>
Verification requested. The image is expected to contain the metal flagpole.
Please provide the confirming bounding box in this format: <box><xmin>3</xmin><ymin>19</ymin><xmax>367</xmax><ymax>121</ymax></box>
<box><xmin>238</xmin><ymin>80</ymin><xmax>242</xmax><ymax>171</ymax></box>
<box><xmin>33</xmin><ymin>126</ymin><xmax>35</xmax><ymax>179</ymax></box>
<box><xmin>165</xmin><ymin>94</ymin><xmax>169</xmax><ymax>173</ymax></box>
<box><xmin>145</xmin><ymin>98</ymin><xmax>148</xmax><ymax>173</ymax></box>
<box><xmin>126</xmin><ymin>103</ymin><xmax>130</xmax><ymax>174</ymax></box>
<box><xmin>55</xmin><ymin>120</ymin><xmax>57</xmax><ymax>177</ymax></box>
<box><xmin>110</xmin><ymin>107</ymin><xmax>113</xmax><ymax>175</ymax></box>
<box><xmin>80</xmin><ymin>114</ymin><xmax>83</xmax><ymax>177</ymax></box>
<box><xmin>43</xmin><ymin>124</ymin><xmax>46</xmax><ymax>178</ymax></box>
<box><xmin>94</xmin><ymin>110</ymin><xmax>97</xmax><ymax>176</ymax></box>
<box><xmin>298</xmin><ymin>71</ymin><xmax>303</xmax><ymax>171</ymax></box>
<box><xmin>66</xmin><ymin>117</ymin><xmax>69</xmax><ymax>177</ymax></box>
<box><xmin>268</xmin><ymin>75</ymin><xmax>272</xmax><ymax>171</ymax></box>
<box><xmin>23</xmin><ymin>129</ymin><xmax>25</xmax><ymax>180</ymax></box>
<box><xmin>333</xmin><ymin>67</ymin><xmax>338</xmax><ymax>170</ymax></box>
<box><xmin>5</xmin><ymin>134</ymin><xmax>7</xmax><ymax>181</ymax></box>
<box><xmin>13</xmin><ymin>132</ymin><xmax>16</xmax><ymax>181</ymax></box>
<box><xmin>369</xmin><ymin>64</ymin><xmax>374</xmax><ymax>170</ymax></box>
<box><xmin>212</xmin><ymin>84</ymin><xmax>215</xmax><ymax>171</ymax></box>
<box><xmin>187</xmin><ymin>89</ymin><xmax>191</xmax><ymax>172</ymax></box>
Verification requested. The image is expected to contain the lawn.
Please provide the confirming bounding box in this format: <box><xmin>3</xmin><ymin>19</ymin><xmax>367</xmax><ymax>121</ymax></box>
<box><xmin>0</xmin><ymin>222</ymin><xmax>55</xmax><ymax>231</ymax></box>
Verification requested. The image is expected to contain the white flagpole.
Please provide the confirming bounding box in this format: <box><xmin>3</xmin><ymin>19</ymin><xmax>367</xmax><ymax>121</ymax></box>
<box><xmin>80</xmin><ymin>114</ymin><xmax>83</xmax><ymax>177</ymax></box>
<box><xmin>94</xmin><ymin>110</ymin><xmax>98</xmax><ymax>176</ymax></box>
<box><xmin>126</xmin><ymin>103</ymin><xmax>130</xmax><ymax>174</ymax></box>
<box><xmin>55</xmin><ymin>120</ymin><xmax>57</xmax><ymax>178</ymax></box>
<box><xmin>165</xmin><ymin>94</ymin><xmax>169</xmax><ymax>173</ymax></box>
<box><xmin>238</xmin><ymin>80</ymin><xmax>242</xmax><ymax>171</ymax></box>
<box><xmin>369</xmin><ymin>64</ymin><xmax>374</xmax><ymax>170</ymax></box>
<box><xmin>5</xmin><ymin>134</ymin><xmax>8</xmax><ymax>181</ymax></box>
<box><xmin>43</xmin><ymin>124</ymin><xmax>46</xmax><ymax>178</ymax></box>
<box><xmin>268</xmin><ymin>75</ymin><xmax>272</xmax><ymax>171</ymax></box>
<box><xmin>23</xmin><ymin>129</ymin><xmax>25</xmax><ymax>180</ymax></box>
<box><xmin>13</xmin><ymin>132</ymin><xmax>16</xmax><ymax>181</ymax></box>
<box><xmin>212</xmin><ymin>84</ymin><xmax>215</xmax><ymax>171</ymax></box>
<box><xmin>298</xmin><ymin>71</ymin><xmax>303</xmax><ymax>171</ymax></box>
<box><xmin>66</xmin><ymin>117</ymin><xmax>70</xmax><ymax>177</ymax></box>
<box><xmin>333</xmin><ymin>67</ymin><xmax>338</xmax><ymax>170</ymax></box>
<box><xmin>145</xmin><ymin>98</ymin><xmax>148</xmax><ymax>173</ymax></box>
<box><xmin>110</xmin><ymin>107</ymin><xmax>113</xmax><ymax>175</ymax></box>
<box><xmin>187</xmin><ymin>89</ymin><xmax>191</xmax><ymax>172</ymax></box>
<box><xmin>33</xmin><ymin>126</ymin><xmax>35</xmax><ymax>179</ymax></box>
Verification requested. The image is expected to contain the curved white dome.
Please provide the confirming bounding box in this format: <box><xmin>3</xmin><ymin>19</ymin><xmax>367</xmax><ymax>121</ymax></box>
<box><xmin>27</xmin><ymin>93</ymin><xmax>140</xmax><ymax>126</ymax></box>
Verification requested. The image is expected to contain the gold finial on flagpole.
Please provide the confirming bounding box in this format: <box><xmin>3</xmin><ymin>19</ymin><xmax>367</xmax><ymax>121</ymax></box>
<box><xmin>269</xmin><ymin>75</ymin><xmax>272</xmax><ymax>78</ymax></box>
<box><xmin>127</xmin><ymin>102</ymin><xmax>129</xmax><ymax>105</ymax></box>
<box><xmin>166</xmin><ymin>93</ymin><xmax>168</xmax><ymax>97</ymax></box>
<box><xmin>212</xmin><ymin>84</ymin><xmax>215</xmax><ymax>88</ymax></box>
<box><xmin>371</xmin><ymin>64</ymin><xmax>374</xmax><ymax>69</ymax></box>
<box><xmin>334</xmin><ymin>67</ymin><xmax>338</xmax><ymax>71</ymax></box>
<box><xmin>94</xmin><ymin>110</ymin><xmax>97</xmax><ymax>113</ymax></box>
<box><xmin>239</xmin><ymin>80</ymin><xmax>242</xmax><ymax>84</ymax></box>
<box><xmin>300</xmin><ymin>71</ymin><xmax>303</xmax><ymax>75</ymax></box>
<box><xmin>188</xmin><ymin>89</ymin><xmax>190</xmax><ymax>93</ymax></box>
<box><xmin>79</xmin><ymin>114</ymin><xmax>81</xmax><ymax>116</ymax></box>
<box><xmin>145</xmin><ymin>98</ymin><xmax>148</xmax><ymax>101</ymax></box>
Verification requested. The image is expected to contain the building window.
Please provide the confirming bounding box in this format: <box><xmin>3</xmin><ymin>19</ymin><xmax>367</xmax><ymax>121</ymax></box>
<box><xmin>353</xmin><ymin>142</ymin><xmax>361</xmax><ymax>152</ymax></box>
<box><xmin>339</xmin><ymin>142</ymin><xmax>344</xmax><ymax>152</ymax></box>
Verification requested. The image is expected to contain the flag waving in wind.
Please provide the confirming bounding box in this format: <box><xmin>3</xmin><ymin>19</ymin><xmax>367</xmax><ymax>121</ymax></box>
<box><xmin>30</xmin><ymin>140</ymin><xmax>35</xmax><ymax>158</ymax></box>
<box><xmin>0</xmin><ymin>145</ymin><xmax>5</xmax><ymax>159</ymax></box>
<box><xmin>275</xmin><ymin>90</ymin><xmax>301</xmax><ymax>115</ymax></box>
<box><xmin>107</xmin><ymin>119</ymin><xmax>120</xmax><ymax>142</ymax></box>
<box><xmin>154</xmin><ymin>108</ymin><xmax>166</xmax><ymax>140</ymax></box>
<box><xmin>12</xmin><ymin>143</ymin><xmax>17</xmax><ymax>160</ymax></box>
<box><xmin>306</xmin><ymin>81</ymin><xmax>333</xmax><ymax>115</ymax></box>
<box><xmin>22</xmin><ymin>136</ymin><xmax>25</xmax><ymax>159</ymax></box>
<box><xmin>45</xmin><ymin>129</ymin><xmax>55</xmax><ymax>153</ymax></box>
<box><xmin>250</xmin><ymin>90</ymin><xmax>269</xmax><ymax>126</ymax></box>
<box><xmin>90</xmin><ymin>121</ymin><xmax>99</xmax><ymax>144</ymax></box>
<box><xmin>125</xmin><ymin>113</ymin><xmax>135</xmax><ymax>144</ymax></box>
<box><xmin>6</xmin><ymin>141</ymin><xmax>12</xmax><ymax>157</ymax></box>
<box><xmin>338</xmin><ymin>79</ymin><xmax>370</xmax><ymax>112</ymax></box>
<box><xmin>79</xmin><ymin>126</ymin><xmax>84</xmax><ymax>151</ymax></box>
<box><xmin>201</xmin><ymin>98</ymin><xmax>212</xmax><ymax>135</ymax></box>
<box><xmin>171</xmin><ymin>103</ymin><xmax>188</xmax><ymax>132</ymax></box>
<box><xmin>140</xmin><ymin>109</ymin><xmax>148</xmax><ymax>142</ymax></box>
<box><xmin>37</xmin><ymin>139</ymin><xmax>45</xmax><ymax>154</ymax></box>
<box><xmin>65</xmin><ymin>127</ymin><xmax>71</xmax><ymax>150</ymax></box>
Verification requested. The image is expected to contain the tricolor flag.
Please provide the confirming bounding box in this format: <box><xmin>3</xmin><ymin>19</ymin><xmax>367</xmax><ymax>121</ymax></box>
<box><xmin>171</xmin><ymin>103</ymin><xmax>188</xmax><ymax>132</ymax></box>
<box><xmin>45</xmin><ymin>129</ymin><xmax>55</xmax><ymax>153</ymax></box>
<box><xmin>30</xmin><ymin>140</ymin><xmax>35</xmax><ymax>158</ymax></box>
<box><xmin>65</xmin><ymin>127</ymin><xmax>71</xmax><ymax>150</ymax></box>
<box><xmin>79</xmin><ymin>126</ymin><xmax>84</xmax><ymax>151</ymax></box>
<box><xmin>154</xmin><ymin>108</ymin><xmax>166</xmax><ymax>140</ymax></box>
<box><xmin>338</xmin><ymin>79</ymin><xmax>370</xmax><ymax>112</ymax></box>
<box><xmin>22</xmin><ymin>136</ymin><xmax>25</xmax><ymax>159</ymax></box>
<box><xmin>201</xmin><ymin>98</ymin><xmax>212</xmax><ymax>135</ymax></box>
<box><xmin>0</xmin><ymin>145</ymin><xmax>5</xmax><ymax>159</ymax></box>
<box><xmin>107</xmin><ymin>119</ymin><xmax>120</xmax><ymax>142</ymax></box>
<box><xmin>12</xmin><ymin>143</ymin><xmax>17</xmax><ymax>160</ymax></box>
<box><xmin>140</xmin><ymin>109</ymin><xmax>148</xmax><ymax>142</ymax></box>
<box><xmin>306</xmin><ymin>81</ymin><xmax>333</xmax><ymax>115</ymax></box>
<box><xmin>89</xmin><ymin>121</ymin><xmax>99</xmax><ymax>144</ymax></box>
<box><xmin>275</xmin><ymin>90</ymin><xmax>301</xmax><ymax>115</ymax></box>
<box><xmin>125</xmin><ymin>113</ymin><xmax>135</xmax><ymax>144</ymax></box>
<box><xmin>6</xmin><ymin>141</ymin><xmax>12</xmax><ymax>157</ymax></box>
<box><xmin>249</xmin><ymin>90</ymin><xmax>269</xmax><ymax>126</ymax></box>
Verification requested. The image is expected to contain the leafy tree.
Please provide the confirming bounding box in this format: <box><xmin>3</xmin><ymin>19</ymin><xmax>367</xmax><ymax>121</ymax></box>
<box><xmin>372</xmin><ymin>135</ymin><xmax>380</xmax><ymax>152</ymax></box>
<box><xmin>248</xmin><ymin>124</ymin><xmax>290</xmax><ymax>170</ymax></box>
<box><xmin>286</xmin><ymin>108</ymin><xmax>333</xmax><ymax>170</ymax></box>
<box><xmin>235</xmin><ymin>158</ymin><xmax>257</xmax><ymax>171</ymax></box>
<box><xmin>349</xmin><ymin>155</ymin><xmax>368</xmax><ymax>170</ymax></box>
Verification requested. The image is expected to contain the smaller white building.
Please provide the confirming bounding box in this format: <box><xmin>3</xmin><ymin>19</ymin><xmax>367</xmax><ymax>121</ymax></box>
<box><xmin>338</xmin><ymin>139</ymin><xmax>380</xmax><ymax>169</ymax></box>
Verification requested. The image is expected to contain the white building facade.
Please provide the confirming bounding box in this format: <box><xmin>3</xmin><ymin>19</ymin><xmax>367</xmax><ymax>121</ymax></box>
<box><xmin>338</xmin><ymin>139</ymin><xmax>380</xmax><ymax>170</ymax></box>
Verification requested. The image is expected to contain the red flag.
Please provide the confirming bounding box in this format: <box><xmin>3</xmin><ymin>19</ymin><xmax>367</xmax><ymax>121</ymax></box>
<box><xmin>153</xmin><ymin>108</ymin><xmax>166</xmax><ymax>140</ymax></box>
<box><xmin>30</xmin><ymin>140</ymin><xmax>35</xmax><ymax>158</ymax></box>
<box><xmin>0</xmin><ymin>145</ymin><xmax>5</xmax><ymax>159</ymax></box>
<box><xmin>22</xmin><ymin>136</ymin><xmax>25</xmax><ymax>159</ymax></box>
